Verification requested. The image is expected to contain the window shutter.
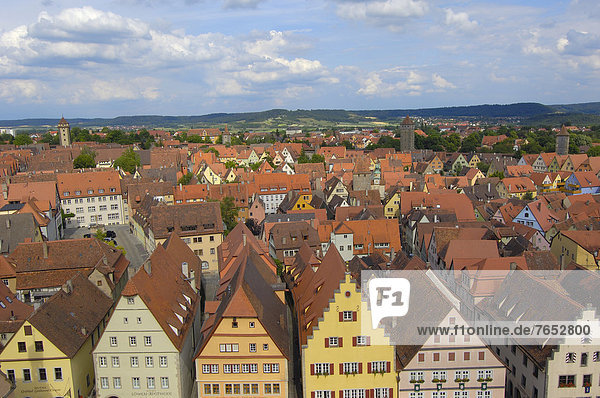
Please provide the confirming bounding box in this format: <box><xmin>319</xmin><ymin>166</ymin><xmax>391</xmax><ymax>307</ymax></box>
<box><xmin>358</xmin><ymin>362</ymin><xmax>363</xmax><ymax>374</ymax></box>
<box><xmin>352</xmin><ymin>336</ymin><xmax>357</xmax><ymax>346</ymax></box>
<box><xmin>367</xmin><ymin>362</ymin><xmax>372</xmax><ymax>374</ymax></box>
<box><xmin>371</xmin><ymin>389</ymin><xmax>375</xmax><ymax>398</ymax></box>
<box><xmin>365</xmin><ymin>390</ymin><xmax>370</xmax><ymax>398</ymax></box>
<box><xmin>339</xmin><ymin>363</ymin><xmax>344</xmax><ymax>374</ymax></box>
<box><xmin>310</xmin><ymin>364</ymin><xmax>315</xmax><ymax>375</ymax></box>
<box><xmin>366</xmin><ymin>336</ymin><xmax>371</xmax><ymax>346</ymax></box>
<box><xmin>339</xmin><ymin>337</ymin><xmax>343</xmax><ymax>347</ymax></box>
<box><xmin>325</xmin><ymin>338</ymin><xmax>329</xmax><ymax>348</ymax></box>
<box><xmin>311</xmin><ymin>393</ymin><xmax>315</xmax><ymax>398</ymax></box>
<box><xmin>352</xmin><ymin>311</ymin><xmax>357</xmax><ymax>321</ymax></box>
<box><xmin>330</xmin><ymin>363</ymin><xmax>334</xmax><ymax>375</ymax></box>
<box><xmin>388</xmin><ymin>388</ymin><xmax>393</xmax><ymax>398</ymax></box>
<box><xmin>386</xmin><ymin>361</ymin><xmax>391</xmax><ymax>373</ymax></box>
<box><xmin>339</xmin><ymin>312</ymin><xmax>344</xmax><ymax>322</ymax></box>
<box><xmin>331</xmin><ymin>391</ymin><xmax>335</xmax><ymax>398</ymax></box>
<box><xmin>339</xmin><ymin>390</ymin><xmax>343</xmax><ymax>398</ymax></box>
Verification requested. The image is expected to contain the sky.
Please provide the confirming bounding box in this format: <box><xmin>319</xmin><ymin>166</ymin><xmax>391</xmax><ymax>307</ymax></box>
<box><xmin>0</xmin><ymin>0</ymin><xmax>599</xmax><ymax>119</ymax></box>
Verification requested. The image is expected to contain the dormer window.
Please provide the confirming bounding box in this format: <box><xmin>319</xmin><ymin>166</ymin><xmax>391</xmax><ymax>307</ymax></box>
<box><xmin>75</xmin><ymin>191</ymin><xmax>81</xmax><ymax>196</ymax></box>
<box><xmin>63</xmin><ymin>191</ymin><xmax>70</xmax><ymax>196</ymax></box>
<box><xmin>110</xmin><ymin>188</ymin><xmax>116</xmax><ymax>193</ymax></box>
<box><xmin>88</xmin><ymin>189</ymin><xmax>93</xmax><ymax>194</ymax></box>
<box><xmin>99</xmin><ymin>189</ymin><xmax>104</xmax><ymax>193</ymax></box>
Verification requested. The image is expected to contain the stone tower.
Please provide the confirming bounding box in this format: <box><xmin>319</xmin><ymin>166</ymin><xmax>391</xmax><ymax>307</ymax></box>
<box><xmin>222</xmin><ymin>124</ymin><xmax>231</xmax><ymax>145</ymax></box>
<box><xmin>556</xmin><ymin>125</ymin><xmax>569</xmax><ymax>156</ymax></box>
<box><xmin>58</xmin><ymin>117</ymin><xmax>71</xmax><ymax>147</ymax></box>
<box><xmin>399</xmin><ymin>115</ymin><xmax>415</xmax><ymax>152</ymax></box>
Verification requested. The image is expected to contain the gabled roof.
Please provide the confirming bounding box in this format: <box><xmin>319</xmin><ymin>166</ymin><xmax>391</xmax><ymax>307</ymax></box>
<box><xmin>28</xmin><ymin>273</ymin><xmax>112</xmax><ymax>358</ymax></box>
<box><xmin>196</xmin><ymin>246</ymin><xmax>290</xmax><ymax>359</ymax></box>
<box><xmin>122</xmin><ymin>237</ymin><xmax>199</xmax><ymax>351</ymax></box>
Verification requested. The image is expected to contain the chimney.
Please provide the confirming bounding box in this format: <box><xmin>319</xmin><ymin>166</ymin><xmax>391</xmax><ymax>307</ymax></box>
<box><xmin>242</xmin><ymin>233</ymin><xmax>247</xmax><ymax>247</ymax></box>
<box><xmin>144</xmin><ymin>260</ymin><xmax>152</xmax><ymax>275</ymax></box>
<box><xmin>179</xmin><ymin>183</ymin><xmax>182</xmax><ymax>191</ymax></box>
<box><xmin>5</xmin><ymin>219</ymin><xmax>9</xmax><ymax>229</ymax></box>
<box><xmin>182</xmin><ymin>261</ymin><xmax>189</xmax><ymax>277</ymax></box>
<box><xmin>42</xmin><ymin>242</ymin><xmax>48</xmax><ymax>259</ymax></box>
<box><xmin>9</xmin><ymin>310</ymin><xmax>15</xmax><ymax>321</ymax></box>
<box><xmin>1</xmin><ymin>183</ymin><xmax>6</xmax><ymax>200</ymax></box>
<box><xmin>81</xmin><ymin>327</ymin><xmax>87</xmax><ymax>336</ymax></box>
<box><xmin>62</xmin><ymin>279</ymin><xmax>73</xmax><ymax>294</ymax></box>
<box><xmin>102</xmin><ymin>256</ymin><xmax>108</xmax><ymax>265</ymax></box>
<box><xmin>510</xmin><ymin>262</ymin><xmax>517</xmax><ymax>271</ymax></box>
<box><xmin>487</xmin><ymin>182</ymin><xmax>490</xmax><ymax>193</ymax></box>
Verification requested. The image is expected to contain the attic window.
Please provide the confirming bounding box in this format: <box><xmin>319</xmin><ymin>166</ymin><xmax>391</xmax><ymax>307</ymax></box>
<box><xmin>99</xmin><ymin>189</ymin><xmax>104</xmax><ymax>193</ymax></box>
<box><xmin>88</xmin><ymin>189</ymin><xmax>93</xmax><ymax>194</ymax></box>
<box><xmin>181</xmin><ymin>225</ymin><xmax>197</xmax><ymax>232</ymax></box>
<box><xmin>75</xmin><ymin>191</ymin><xmax>81</xmax><ymax>196</ymax></box>
<box><xmin>63</xmin><ymin>191</ymin><xmax>70</xmax><ymax>196</ymax></box>
<box><xmin>110</xmin><ymin>188</ymin><xmax>116</xmax><ymax>193</ymax></box>
<box><xmin>167</xmin><ymin>227</ymin><xmax>174</xmax><ymax>232</ymax></box>
<box><xmin>203</xmin><ymin>223</ymin><xmax>215</xmax><ymax>229</ymax></box>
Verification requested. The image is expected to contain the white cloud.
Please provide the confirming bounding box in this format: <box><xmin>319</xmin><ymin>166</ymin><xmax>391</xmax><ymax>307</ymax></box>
<box><xmin>357</xmin><ymin>69</ymin><xmax>425</xmax><ymax>96</ymax></box>
<box><xmin>431</xmin><ymin>73</ymin><xmax>455</xmax><ymax>89</ymax></box>
<box><xmin>335</xmin><ymin>0</ymin><xmax>429</xmax><ymax>29</ymax></box>
<box><xmin>444</xmin><ymin>9</ymin><xmax>478</xmax><ymax>32</ymax></box>
<box><xmin>223</xmin><ymin>0</ymin><xmax>265</xmax><ymax>8</ymax></box>
<box><xmin>0</xmin><ymin>79</ymin><xmax>44</xmax><ymax>101</ymax></box>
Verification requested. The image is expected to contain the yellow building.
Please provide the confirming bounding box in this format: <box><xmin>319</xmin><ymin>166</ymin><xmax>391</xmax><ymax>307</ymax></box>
<box><xmin>550</xmin><ymin>230</ymin><xmax>600</xmax><ymax>269</ymax></box>
<box><xmin>195</xmin><ymin>245</ymin><xmax>290</xmax><ymax>398</ymax></box>
<box><xmin>0</xmin><ymin>274</ymin><xmax>113</xmax><ymax>398</ymax></box>
<box><xmin>383</xmin><ymin>187</ymin><xmax>402</xmax><ymax>219</ymax></box>
<box><xmin>198</xmin><ymin>164</ymin><xmax>223</xmax><ymax>185</ymax></box>
<box><xmin>289</xmin><ymin>246</ymin><xmax>396</xmax><ymax>398</ymax></box>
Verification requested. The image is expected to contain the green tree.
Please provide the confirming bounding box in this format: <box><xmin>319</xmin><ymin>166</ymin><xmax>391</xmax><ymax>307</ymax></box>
<box><xmin>310</xmin><ymin>153</ymin><xmax>325</xmax><ymax>163</ymax></box>
<box><xmin>177</xmin><ymin>172</ymin><xmax>194</xmax><ymax>185</ymax></box>
<box><xmin>220</xmin><ymin>196</ymin><xmax>239</xmax><ymax>235</ymax></box>
<box><xmin>113</xmin><ymin>148</ymin><xmax>141</xmax><ymax>174</ymax></box>
<box><xmin>460</xmin><ymin>132</ymin><xmax>482</xmax><ymax>152</ymax></box>
<box><xmin>73</xmin><ymin>147</ymin><xmax>96</xmax><ymax>169</ymax></box>
<box><xmin>297</xmin><ymin>150</ymin><xmax>310</xmax><ymax>164</ymax></box>
<box><xmin>13</xmin><ymin>134</ymin><xmax>32</xmax><ymax>146</ymax></box>
<box><xmin>477</xmin><ymin>162</ymin><xmax>490</xmax><ymax>174</ymax></box>
<box><xmin>489</xmin><ymin>171</ymin><xmax>505</xmax><ymax>179</ymax></box>
<box><xmin>587</xmin><ymin>146</ymin><xmax>600</xmax><ymax>157</ymax></box>
<box><xmin>224</xmin><ymin>160</ymin><xmax>238</xmax><ymax>169</ymax></box>
<box><xmin>523</xmin><ymin>192</ymin><xmax>535</xmax><ymax>200</ymax></box>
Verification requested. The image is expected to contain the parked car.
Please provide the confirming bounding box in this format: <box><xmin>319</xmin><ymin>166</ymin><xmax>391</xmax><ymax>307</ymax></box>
<box><xmin>83</xmin><ymin>233</ymin><xmax>92</xmax><ymax>238</ymax></box>
<box><xmin>106</xmin><ymin>230</ymin><xmax>117</xmax><ymax>238</ymax></box>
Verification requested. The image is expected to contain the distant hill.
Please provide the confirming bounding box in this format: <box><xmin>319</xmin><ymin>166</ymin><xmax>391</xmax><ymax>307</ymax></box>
<box><xmin>1</xmin><ymin>102</ymin><xmax>599</xmax><ymax>129</ymax></box>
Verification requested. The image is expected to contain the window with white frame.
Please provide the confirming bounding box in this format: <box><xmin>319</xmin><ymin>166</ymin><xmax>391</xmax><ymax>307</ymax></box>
<box><xmin>129</xmin><ymin>336</ymin><xmax>136</xmax><ymax>346</ymax></box>
<box><xmin>161</xmin><ymin>377</ymin><xmax>169</xmax><ymax>389</ymax></box>
<box><xmin>131</xmin><ymin>357</ymin><xmax>139</xmax><ymax>367</ymax></box>
<box><xmin>455</xmin><ymin>370</ymin><xmax>469</xmax><ymax>381</ymax></box>
<box><xmin>371</xmin><ymin>361</ymin><xmax>386</xmax><ymax>373</ymax></box>
<box><xmin>432</xmin><ymin>392</ymin><xmax>447</xmax><ymax>398</ymax></box>
<box><xmin>342</xmin><ymin>311</ymin><xmax>353</xmax><ymax>321</ymax></box>
<box><xmin>342</xmin><ymin>362</ymin><xmax>359</xmax><ymax>374</ymax></box>
<box><xmin>132</xmin><ymin>377</ymin><xmax>140</xmax><ymax>389</ymax></box>
<box><xmin>315</xmin><ymin>363</ymin><xmax>330</xmax><ymax>375</ymax></box>
<box><xmin>99</xmin><ymin>356</ymin><xmax>107</xmax><ymax>367</ymax></box>
<box><xmin>144</xmin><ymin>336</ymin><xmax>152</xmax><ymax>346</ymax></box>
<box><xmin>242</xmin><ymin>364</ymin><xmax>250</xmax><ymax>373</ymax></box>
<box><xmin>113</xmin><ymin>377</ymin><xmax>121</xmax><ymax>389</ymax></box>
<box><xmin>328</xmin><ymin>337</ymin><xmax>339</xmax><ymax>347</ymax></box>
<box><xmin>433</xmin><ymin>371</ymin><xmax>447</xmax><ymax>381</ymax></box>
<box><xmin>147</xmin><ymin>377</ymin><xmax>155</xmax><ymax>389</ymax></box>
<box><xmin>263</xmin><ymin>364</ymin><xmax>271</xmax><ymax>373</ymax></box>
<box><xmin>409</xmin><ymin>393</ymin><xmax>423</xmax><ymax>398</ymax></box>
<box><xmin>145</xmin><ymin>356</ymin><xmax>153</xmax><ymax>367</ymax></box>
<box><xmin>477</xmin><ymin>370</ymin><xmax>493</xmax><ymax>381</ymax></box>
<box><xmin>211</xmin><ymin>364</ymin><xmax>218</xmax><ymax>374</ymax></box>
<box><xmin>232</xmin><ymin>364</ymin><xmax>240</xmax><ymax>373</ymax></box>
<box><xmin>315</xmin><ymin>392</ymin><xmax>331</xmax><ymax>398</ymax></box>
<box><xmin>410</xmin><ymin>371</ymin><xmax>425</xmax><ymax>382</ymax></box>
<box><xmin>476</xmin><ymin>392</ymin><xmax>491</xmax><ymax>398</ymax></box>
<box><xmin>454</xmin><ymin>391</ymin><xmax>468</xmax><ymax>398</ymax></box>
<box><xmin>220</xmin><ymin>343</ymin><xmax>239</xmax><ymax>352</ymax></box>
<box><xmin>250</xmin><ymin>363</ymin><xmax>258</xmax><ymax>373</ymax></box>
<box><xmin>100</xmin><ymin>377</ymin><xmax>109</xmax><ymax>389</ymax></box>
<box><xmin>343</xmin><ymin>389</ymin><xmax>365</xmax><ymax>398</ymax></box>
<box><xmin>224</xmin><ymin>364</ymin><xmax>232</xmax><ymax>373</ymax></box>
<box><xmin>111</xmin><ymin>356</ymin><xmax>119</xmax><ymax>367</ymax></box>
<box><xmin>271</xmin><ymin>363</ymin><xmax>279</xmax><ymax>373</ymax></box>
<box><xmin>356</xmin><ymin>335</ymin><xmax>367</xmax><ymax>346</ymax></box>
<box><xmin>374</xmin><ymin>388</ymin><xmax>389</xmax><ymax>398</ymax></box>
<box><xmin>159</xmin><ymin>356</ymin><xmax>167</xmax><ymax>367</ymax></box>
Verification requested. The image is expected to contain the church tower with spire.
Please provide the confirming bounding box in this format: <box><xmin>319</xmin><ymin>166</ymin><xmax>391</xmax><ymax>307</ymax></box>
<box><xmin>556</xmin><ymin>125</ymin><xmax>569</xmax><ymax>156</ymax></box>
<box><xmin>58</xmin><ymin>117</ymin><xmax>71</xmax><ymax>147</ymax></box>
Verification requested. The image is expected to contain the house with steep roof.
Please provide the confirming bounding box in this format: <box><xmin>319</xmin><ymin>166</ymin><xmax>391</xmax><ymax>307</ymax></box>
<box><xmin>0</xmin><ymin>281</ymin><xmax>33</xmax><ymax>348</ymax></box>
<box><xmin>254</xmin><ymin>173</ymin><xmax>311</xmax><ymax>214</ymax></box>
<box><xmin>496</xmin><ymin>177</ymin><xmax>537</xmax><ymax>199</ymax></box>
<box><xmin>512</xmin><ymin>199</ymin><xmax>560</xmax><ymax>234</ymax></box>
<box><xmin>563</xmin><ymin>171</ymin><xmax>600</xmax><ymax>195</ymax></box>
<box><xmin>269</xmin><ymin>222</ymin><xmax>320</xmax><ymax>262</ymax></box>
<box><xmin>194</xmin><ymin>244</ymin><xmax>291</xmax><ymax>398</ymax></box>
<box><xmin>288</xmin><ymin>246</ymin><xmax>397</xmax><ymax>398</ymax></box>
<box><xmin>0</xmin><ymin>273</ymin><xmax>113</xmax><ymax>398</ymax></box>
<box><xmin>9</xmin><ymin>238</ymin><xmax>129</xmax><ymax>305</ymax></box>
<box><xmin>550</xmin><ymin>230</ymin><xmax>600</xmax><ymax>270</ymax></box>
<box><xmin>93</xmin><ymin>234</ymin><xmax>202</xmax><ymax>398</ymax></box>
